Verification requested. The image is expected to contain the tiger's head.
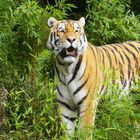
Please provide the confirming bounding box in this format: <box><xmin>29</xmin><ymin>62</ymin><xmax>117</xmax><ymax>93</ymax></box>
<box><xmin>47</xmin><ymin>17</ymin><xmax>87</xmax><ymax>64</ymax></box>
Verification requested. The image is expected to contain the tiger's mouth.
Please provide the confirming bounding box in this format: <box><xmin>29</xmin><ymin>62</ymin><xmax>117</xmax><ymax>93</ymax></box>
<box><xmin>60</xmin><ymin>46</ymin><xmax>77</xmax><ymax>58</ymax></box>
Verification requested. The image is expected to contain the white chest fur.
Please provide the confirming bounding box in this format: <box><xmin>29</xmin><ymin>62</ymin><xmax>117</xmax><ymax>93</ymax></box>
<box><xmin>55</xmin><ymin>59</ymin><xmax>87</xmax><ymax>108</ymax></box>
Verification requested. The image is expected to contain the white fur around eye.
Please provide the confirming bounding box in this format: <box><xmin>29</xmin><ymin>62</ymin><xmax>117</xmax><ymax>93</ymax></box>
<box><xmin>58</xmin><ymin>23</ymin><xmax>65</xmax><ymax>32</ymax></box>
<box><xmin>73</xmin><ymin>23</ymin><xmax>81</xmax><ymax>32</ymax></box>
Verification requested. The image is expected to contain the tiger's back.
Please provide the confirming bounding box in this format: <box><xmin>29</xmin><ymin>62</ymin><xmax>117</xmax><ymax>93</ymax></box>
<box><xmin>47</xmin><ymin>17</ymin><xmax>140</xmax><ymax>139</ymax></box>
<box><xmin>92</xmin><ymin>41</ymin><xmax>140</xmax><ymax>94</ymax></box>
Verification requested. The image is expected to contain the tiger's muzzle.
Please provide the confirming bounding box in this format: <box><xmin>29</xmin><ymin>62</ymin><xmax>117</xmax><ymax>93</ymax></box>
<box><xmin>60</xmin><ymin>46</ymin><xmax>77</xmax><ymax>58</ymax></box>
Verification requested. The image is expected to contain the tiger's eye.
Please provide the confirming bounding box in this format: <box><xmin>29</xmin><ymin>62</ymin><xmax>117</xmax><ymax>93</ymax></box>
<box><xmin>58</xmin><ymin>29</ymin><xmax>65</xmax><ymax>33</ymax></box>
<box><xmin>60</xmin><ymin>30</ymin><xmax>65</xmax><ymax>33</ymax></box>
<box><xmin>75</xmin><ymin>30</ymin><xmax>79</xmax><ymax>32</ymax></box>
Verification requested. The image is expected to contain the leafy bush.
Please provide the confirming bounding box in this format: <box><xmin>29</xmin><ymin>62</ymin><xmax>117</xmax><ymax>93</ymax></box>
<box><xmin>0</xmin><ymin>0</ymin><xmax>74</xmax><ymax>89</ymax></box>
<box><xmin>86</xmin><ymin>0</ymin><xmax>140</xmax><ymax>45</ymax></box>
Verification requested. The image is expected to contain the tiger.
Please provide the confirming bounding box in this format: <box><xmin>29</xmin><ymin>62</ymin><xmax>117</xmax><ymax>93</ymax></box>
<box><xmin>47</xmin><ymin>17</ymin><xmax>140</xmax><ymax>139</ymax></box>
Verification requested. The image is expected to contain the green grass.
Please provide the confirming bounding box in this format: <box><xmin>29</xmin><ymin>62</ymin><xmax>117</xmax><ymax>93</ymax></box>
<box><xmin>93</xmin><ymin>90</ymin><xmax>140</xmax><ymax>139</ymax></box>
<box><xmin>0</xmin><ymin>77</ymin><xmax>140</xmax><ymax>140</ymax></box>
<box><xmin>0</xmin><ymin>79</ymin><xmax>62</xmax><ymax>140</ymax></box>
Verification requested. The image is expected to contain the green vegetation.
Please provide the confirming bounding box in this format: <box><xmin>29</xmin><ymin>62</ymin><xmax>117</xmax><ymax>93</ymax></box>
<box><xmin>93</xmin><ymin>85</ymin><xmax>140</xmax><ymax>139</ymax></box>
<box><xmin>0</xmin><ymin>0</ymin><xmax>140</xmax><ymax>139</ymax></box>
<box><xmin>86</xmin><ymin>0</ymin><xmax>140</xmax><ymax>45</ymax></box>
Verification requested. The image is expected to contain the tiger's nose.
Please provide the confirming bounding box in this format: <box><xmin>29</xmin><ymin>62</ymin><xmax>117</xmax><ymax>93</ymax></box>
<box><xmin>67</xmin><ymin>38</ymin><xmax>76</xmax><ymax>43</ymax></box>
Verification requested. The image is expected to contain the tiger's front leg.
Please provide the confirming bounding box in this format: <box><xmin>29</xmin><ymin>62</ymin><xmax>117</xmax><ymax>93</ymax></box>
<box><xmin>57</xmin><ymin>101</ymin><xmax>78</xmax><ymax>139</ymax></box>
<box><xmin>78</xmin><ymin>98</ymin><xmax>99</xmax><ymax>140</ymax></box>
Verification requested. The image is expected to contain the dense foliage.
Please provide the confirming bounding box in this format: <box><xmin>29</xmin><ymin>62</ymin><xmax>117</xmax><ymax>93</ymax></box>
<box><xmin>86</xmin><ymin>0</ymin><xmax>140</xmax><ymax>45</ymax></box>
<box><xmin>0</xmin><ymin>0</ymin><xmax>140</xmax><ymax>139</ymax></box>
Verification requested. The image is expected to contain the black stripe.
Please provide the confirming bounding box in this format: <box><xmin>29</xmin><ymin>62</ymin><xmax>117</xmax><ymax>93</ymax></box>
<box><xmin>69</xmin><ymin>55</ymin><xmax>83</xmax><ymax>84</ymax></box>
<box><xmin>122</xmin><ymin>45</ymin><xmax>139</xmax><ymax>72</ymax></box>
<box><xmin>57</xmin><ymin>100</ymin><xmax>76</xmax><ymax>111</ymax></box>
<box><xmin>54</xmin><ymin>64</ymin><xmax>65</xmax><ymax>85</ymax></box>
<box><xmin>57</xmin><ymin>58</ymin><xmax>65</xmax><ymax>66</ymax></box>
<box><xmin>112</xmin><ymin>67</ymin><xmax>116</xmax><ymax>84</ymax></box>
<box><xmin>53</xmin><ymin>32</ymin><xmax>56</xmax><ymax>47</ymax></box>
<box><xmin>108</xmin><ymin>46</ymin><xmax>118</xmax><ymax>65</ymax></box>
<box><xmin>122</xmin><ymin>45</ymin><xmax>137</xmax><ymax>60</ymax></box>
<box><xmin>62</xmin><ymin>114</ymin><xmax>77</xmax><ymax>122</ymax></box>
<box><xmin>125</xmin><ymin>55</ymin><xmax>131</xmax><ymax>80</ymax></box>
<box><xmin>102</xmin><ymin>47</ymin><xmax>112</xmax><ymax>67</ymax></box>
<box><xmin>118</xmin><ymin>62</ymin><xmax>124</xmax><ymax>84</ymax></box>
<box><xmin>57</xmin><ymin>87</ymin><xmax>63</xmax><ymax>97</ymax></box>
<box><xmin>73</xmin><ymin>77</ymin><xmax>88</xmax><ymax>95</ymax></box>
<box><xmin>77</xmin><ymin>94</ymin><xmax>88</xmax><ymax>105</ymax></box>
<box><xmin>54</xmin><ymin>64</ymin><xmax>59</xmax><ymax>77</ymax></box>
<box><xmin>54</xmin><ymin>32</ymin><xmax>56</xmax><ymax>39</ymax></box>
<box><xmin>90</xmin><ymin>46</ymin><xmax>98</xmax><ymax>93</ymax></box>
<box><xmin>90</xmin><ymin>46</ymin><xmax>98</xmax><ymax>72</ymax></box>
<box><xmin>123</xmin><ymin>80</ymin><xmax>127</xmax><ymax>88</ymax></box>
<box><xmin>136</xmin><ymin>42</ymin><xmax>140</xmax><ymax>51</ymax></box>
<box><xmin>78</xmin><ymin>57</ymin><xmax>87</xmax><ymax>81</ymax></box>
<box><xmin>99</xmin><ymin>84</ymin><xmax>105</xmax><ymax>94</ymax></box>
<box><xmin>136</xmin><ymin>46</ymin><xmax>140</xmax><ymax>51</ymax></box>
<box><xmin>128</xmin><ymin>43</ymin><xmax>139</xmax><ymax>53</ymax></box>
<box><xmin>83</xmin><ymin>34</ymin><xmax>86</xmax><ymax>42</ymax></box>
<box><xmin>80</xmin><ymin>39</ymin><xmax>82</xmax><ymax>45</ymax></box>
<box><xmin>119</xmin><ymin>45</ymin><xmax>139</xmax><ymax>82</ymax></box>
<box><xmin>50</xmin><ymin>32</ymin><xmax>55</xmax><ymax>50</ymax></box>
<box><xmin>77</xmin><ymin>80</ymin><xmax>93</xmax><ymax>105</ymax></box>
<box><xmin>52</xmin><ymin>44</ymin><xmax>55</xmax><ymax>50</ymax></box>
<box><xmin>50</xmin><ymin>32</ymin><xmax>53</xmax><ymax>42</ymax></box>
<box><xmin>99</xmin><ymin>48</ymin><xmax>105</xmax><ymax>70</ymax></box>
<box><xmin>131</xmin><ymin>70</ymin><xmax>135</xmax><ymax>81</ymax></box>
<box><xmin>137</xmin><ymin>41</ymin><xmax>140</xmax><ymax>53</ymax></box>
<box><xmin>119</xmin><ymin>46</ymin><xmax>131</xmax><ymax>80</ymax></box>
<box><xmin>54</xmin><ymin>39</ymin><xmax>59</xmax><ymax>46</ymax></box>
<box><xmin>96</xmin><ymin>47</ymin><xmax>100</xmax><ymax>57</ymax></box>
<box><xmin>113</xmin><ymin>45</ymin><xmax>125</xmax><ymax>64</ymax></box>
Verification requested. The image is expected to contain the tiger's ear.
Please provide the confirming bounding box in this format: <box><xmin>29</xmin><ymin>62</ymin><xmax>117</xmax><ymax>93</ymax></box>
<box><xmin>79</xmin><ymin>17</ymin><xmax>85</xmax><ymax>27</ymax></box>
<box><xmin>48</xmin><ymin>17</ymin><xmax>57</xmax><ymax>28</ymax></box>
